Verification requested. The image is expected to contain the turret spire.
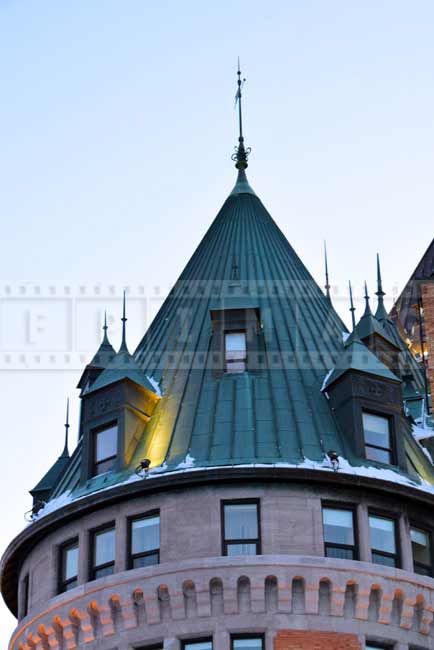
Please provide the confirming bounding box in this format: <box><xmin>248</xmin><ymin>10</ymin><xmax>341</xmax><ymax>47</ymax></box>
<box><xmin>61</xmin><ymin>398</ymin><xmax>70</xmax><ymax>458</ymax></box>
<box><xmin>324</xmin><ymin>241</ymin><xmax>331</xmax><ymax>302</ymax></box>
<box><xmin>232</xmin><ymin>58</ymin><xmax>251</xmax><ymax>171</ymax></box>
<box><xmin>349</xmin><ymin>281</ymin><xmax>356</xmax><ymax>330</ymax></box>
<box><xmin>375</xmin><ymin>253</ymin><xmax>388</xmax><ymax>322</ymax></box>
<box><xmin>363</xmin><ymin>281</ymin><xmax>372</xmax><ymax>316</ymax></box>
<box><xmin>102</xmin><ymin>309</ymin><xmax>109</xmax><ymax>343</ymax></box>
<box><xmin>120</xmin><ymin>290</ymin><xmax>129</xmax><ymax>353</ymax></box>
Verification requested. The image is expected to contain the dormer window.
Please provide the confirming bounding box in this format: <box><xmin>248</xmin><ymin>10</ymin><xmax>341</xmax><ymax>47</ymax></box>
<box><xmin>92</xmin><ymin>422</ymin><xmax>118</xmax><ymax>476</ymax></box>
<box><xmin>362</xmin><ymin>412</ymin><xmax>393</xmax><ymax>464</ymax></box>
<box><xmin>225</xmin><ymin>331</ymin><xmax>247</xmax><ymax>373</ymax></box>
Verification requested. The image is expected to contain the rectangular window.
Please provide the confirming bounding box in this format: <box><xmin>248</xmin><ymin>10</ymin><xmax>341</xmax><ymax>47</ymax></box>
<box><xmin>129</xmin><ymin>512</ymin><xmax>160</xmax><ymax>569</ymax></box>
<box><xmin>322</xmin><ymin>506</ymin><xmax>357</xmax><ymax>560</ymax></box>
<box><xmin>225</xmin><ymin>331</ymin><xmax>247</xmax><ymax>373</ymax></box>
<box><xmin>363</xmin><ymin>412</ymin><xmax>393</xmax><ymax>464</ymax></box>
<box><xmin>222</xmin><ymin>500</ymin><xmax>260</xmax><ymax>556</ymax></box>
<box><xmin>182</xmin><ymin>640</ymin><xmax>213</xmax><ymax>650</ymax></box>
<box><xmin>231</xmin><ymin>635</ymin><xmax>265</xmax><ymax>650</ymax></box>
<box><xmin>90</xmin><ymin>525</ymin><xmax>115</xmax><ymax>580</ymax></box>
<box><xmin>411</xmin><ymin>526</ymin><xmax>433</xmax><ymax>576</ymax></box>
<box><xmin>59</xmin><ymin>539</ymin><xmax>79</xmax><ymax>593</ymax></box>
<box><xmin>369</xmin><ymin>513</ymin><xmax>399</xmax><ymax>567</ymax></box>
<box><xmin>365</xmin><ymin>644</ymin><xmax>392</xmax><ymax>650</ymax></box>
<box><xmin>92</xmin><ymin>422</ymin><xmax>118</xmax><ymax>476</ymax></box>
<box><xmin>21</xmin><ymin>574</ymin><xmax>29</xmax><ymax>618</ymax></box>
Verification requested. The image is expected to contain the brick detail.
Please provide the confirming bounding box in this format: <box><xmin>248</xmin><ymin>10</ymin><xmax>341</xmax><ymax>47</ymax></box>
<box><xmin>422</xmin><ymin>281</ymin><xmax>434</xmax><ymax>396</ymax></box>
<box><xmin>274</xmin><ymin>630</ymin><xmax>361</xmax><ymax>650</ymax></box>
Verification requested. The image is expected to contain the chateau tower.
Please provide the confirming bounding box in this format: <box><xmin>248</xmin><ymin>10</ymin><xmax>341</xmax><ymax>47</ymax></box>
<box><xmin>2</xmin><ymin>68</ymin><xmax>434</xmax><ymax>650</ymax></box>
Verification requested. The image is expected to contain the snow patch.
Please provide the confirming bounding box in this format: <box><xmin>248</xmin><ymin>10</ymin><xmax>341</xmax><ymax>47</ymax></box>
<box><xmin>321</xmin><ymin>368</ymin><xmax>334</xmax><ymax>391</ymax></box>
<box><xmin>176</xmin><ymin>453</ymin><xmax>196</xmax><ymax>469</ymax></box>
<box><xmin>146</xmin><ymin>375</ymin><xmax>162</xmax><ymax>397</ymax></box>
<box><xmin>342</xmin><ymin>331</ymin><xmax>350</xmax><ymax>343</ymax></box>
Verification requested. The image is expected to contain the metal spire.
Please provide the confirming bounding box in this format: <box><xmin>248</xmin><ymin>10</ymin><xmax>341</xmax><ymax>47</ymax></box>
<box><xmin>349</xmin><ymin>281</ymin><xmax>356</xmax><ymax>330</ymax></box>
<box><xmin>232</xmin><ymin>58</ymin><xmax>251</xmax><ymax>171</ymax></box>
<box><xmin>119</xmin><ymin>290</ymin><xmax>129</xmax><ymax>352</ymax></box>
<box><xmin>363</xmin><ymin>281</ymin><xmax>372</xmax><ymax>316</ymax></box>
<box><xmin>102</xmin><ymin>309</ymin><xmax>109</xmax><ymax>343</ymax></box>
<box><xmin>375</xmin><ymin>253</ymin><xmax>388</xmax><ymax>322</ymax></box>
<box><xmin>324</xmin><ymin>241</ymin><xmax>331</xmax><ymax>302</ymax></box>
<box><xmin>61</xmin><ymin>398</ymin><xmax>70</xmax><ymax>458</ymax></box>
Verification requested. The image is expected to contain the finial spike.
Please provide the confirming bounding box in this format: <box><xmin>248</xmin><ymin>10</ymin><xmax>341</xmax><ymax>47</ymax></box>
<box><xmin>62</xmin><ymin>398</ymin><xmax>70</xmax><ymax>457</ymax></box>
<box><xmin>102</xmin><ymin>309</ymin><xmax>109</xmax><ymax>343</ymax></box>
<box><xmin>363</xmin><ymin>281</ymin><xmax>372</xmax><ymax>315</ymax></box>
<box><xmin>349</xmin><ymin>281</ymin><xmax>356</xmax><ymax>330</ymax></box>
<box><xmin>232</xmin><ymin>59</ymin><xmax>251</xmax><ymax>170</ymax></box>
<box><xmin>120</xmin><ymin>290</ymin><xmax>129</xmax><ymax>353</ymax></box>
<box><xmin>376</xmin><ymin>253</ymin><xmax>385</xmax><ymax>297</ymax></box>
<box><xmin>375</xmin><ymin>253</ymin><xmax>388</xmax><ymax>322</ymax></box>
<box><xmin>324</xmin><ymin>241</ymin><xmax>331</xmax><ymax>302</ymax></box>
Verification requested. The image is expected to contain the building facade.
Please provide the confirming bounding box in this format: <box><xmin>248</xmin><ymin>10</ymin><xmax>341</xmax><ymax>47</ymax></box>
<box><xmin>2</xmin><ymin>77</ymin><xmax>434</xmax><ymax>650</ymax></box>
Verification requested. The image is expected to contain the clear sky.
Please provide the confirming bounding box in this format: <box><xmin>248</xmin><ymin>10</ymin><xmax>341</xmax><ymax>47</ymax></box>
<box><xmin>1</xmin><ymin>0</ymin><xmax>434</xmax><ymax>641</ymax></box>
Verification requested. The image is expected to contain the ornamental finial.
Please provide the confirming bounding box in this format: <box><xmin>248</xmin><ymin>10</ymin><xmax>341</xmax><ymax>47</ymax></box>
<box><xmin>231</xmin><ymin>58</ymin><xmax>251</xmax><ymax>170</ymax></box>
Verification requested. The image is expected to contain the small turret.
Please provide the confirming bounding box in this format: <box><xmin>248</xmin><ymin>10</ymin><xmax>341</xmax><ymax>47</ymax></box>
<box><xmin>77</xmin><ymin>311</ymin><xmax>116</xmax><ymax>395</ymax></box>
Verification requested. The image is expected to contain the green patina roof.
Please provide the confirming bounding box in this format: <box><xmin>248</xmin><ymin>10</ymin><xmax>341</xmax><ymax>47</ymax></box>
<box><xmin>84</xmin><ymin>347</ymin><xmax>156</xmax><ymax>395</ymax></box>
<box><xmin>322</xmin><ymin>338</ymin><xmax>400</xmax><ymax>391</ymax></box>
<box><xmin>48</xmin><ymin>166</ymin><xmax>434</xmax><ymax>502</ymax></box>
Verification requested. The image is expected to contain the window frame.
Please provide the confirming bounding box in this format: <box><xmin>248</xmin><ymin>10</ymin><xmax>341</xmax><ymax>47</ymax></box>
<box><xmin>221</xmin><ymin>498</ymin><xmax>261</xmax><ymax>556</ymax></box>
<box><xmin>362</xmin><ymin>410</ymin><xmax>395</xmax><ymax>465</ymax></box>
<box><xmin>127</xmin><ymin>510</ymin><xmax>161</xmax><ymax>569</ymax></box>
<box><xmin>410</xmin><ymin>522</ymin><xmax>434</xmax><ymax>577</ymax></box>
<box><xmin>89</xmin><ymin>522</ymin><xmax>116</xmax><ymax>581</ymax></box>
<box><xmin>368</xmin><ymin>511</ymin><xmax>400</xmax><ymax>568</ymax></box>
<box><xmin>58</xmin><ymin>537</ymin><xmax>79</xmax><ymax>594</ymax></box>
<box><xmin>230</xmin><ymin>633</ymin><xmax>265</xmax><ymax>650</ymax></box>
<box><xmin>224</xmin><ymin>329</ymin><xmax>247</xmax><ymax>374</ymax></box>
<box><xmin>91</xmin><ymin>420</ymin><xmax>118</xmax><ymax>477</ymax></box>
<box><xmin>181</xmin><ymin>638</ymin><xmax>214</xmax><ymax>650</ymax></box>
<box><xmin>321</xmin><ymin>502</ymin><xmax>358</xmax><ymax>561</ymax></box>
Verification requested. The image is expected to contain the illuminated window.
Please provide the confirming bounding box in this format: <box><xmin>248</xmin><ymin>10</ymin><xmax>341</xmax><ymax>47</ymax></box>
<box><xmin>225</xmin><ymin>331</ymin><xmax>247</xmax><ymax>373</ymax></box>
<box><xmin>58</xmin><ymin>539</ymin><xmax>79</xmax><ymax>593</ymax></box>
<box><xmin>369</xmin><ymin>514</ymin><xmax>399</xmax><ymax>567</ymax></box>
<box><xmin>231</xmin><ymin>635</ymin><xmax>265</xmax><ymax>650</ymax></box>
<box><xmin>222</xmin><ymin>500</ymin><xmax>260</xmax><ymax>555</ymax></box>
<box><xmin>322</xmin><ymin>506</ymin><xmax>357</xmax><ymax>560</ymax></box>
<box><xmin>92</xmin><ymin>423</ymin><xmax>118</xmax><ymax>476</ymax></box>
<box><xmin>411</xmin><ymin>526</ymin><xmax>433</xmax><ymax>576</ymax></box>
<box><xmin>129</xmin><ymin>512</ymin><xmax>160</xmax><ymax>568</ymax></box>
<box><xmin>90</xmin><ymin>525</ymin><xmax>115</xmax><ymax>580</ymax></box>
<box><xmin>363</xmin><ymin>413</ymin><xmax>393</xmax><ymax>464</ymax></box>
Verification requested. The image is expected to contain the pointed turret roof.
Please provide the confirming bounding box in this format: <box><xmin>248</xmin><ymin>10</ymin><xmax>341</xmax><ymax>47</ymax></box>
<box><xmin>30</xmin><ymin>400</ymin><xmax>71</xmax><ymax>498</ymax></box>
<box><xmin>322</xmin><ymin>338</ymin><xmax>400</xmax><ymax>391</ymax></box>
<box><xmin>345</xmin><ymin>282</ymin><xmax>399</xmax><ymax>349</ymax></box>
<box><xmin>77</xmin><ymin>311</ymin><xmax>116</xmax><ymax>391</ymax></box>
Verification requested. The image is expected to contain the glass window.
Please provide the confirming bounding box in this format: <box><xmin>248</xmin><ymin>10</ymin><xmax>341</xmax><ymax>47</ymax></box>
<box><xmin>365</xmin><ymin>645</ymin><xmax>392</xmax><ymax>650</ymax></box>
<box><xmin>322</xmin><ymin>506</ymin><xmax>356</xmax><ymax>560</ymax></box>
<box><xmin>223</xmin><ymin>501</ymin><xmax>260</xmax><ymax>555</ymax></box>
<box><xmin>225</xmin><ymin>331</ymin><xmax>247</xmax><ymax>373</ymax></box>
<box><xmin>363</xmin><ymin>412</ymin><xmax>392</xmax><ymax>464</ymax></box>
<box><xmin>21</xmin><ymin>574</ymin><xmax>29</xmax><ymax>618</ymax></box>
<box><xmin>231</xmin><ymin>636</ymin><xmax>264</xmax><ymax>650</ymax></box>
<box><xmin>129</xmin><ymin>513</ymin><xmax>160</xmax><ymax>568</ymax></box>
<box><xmin>369</xmin><ymin>514</ymin><xmax>399</xmax><ymax>567</ymax></box>
<box><xmin>90</xmin><ymin>526</ymin><xmax>115</xmax><ymax>580</ymax></box>
<box><xmin>182</xmin><ymin>641</ymin><xmax>213</xmax><ymax>650</ymax></box>
<box><xmin>92</xmin><ymin>423</ymin><xmax>118</xmax><ymax>476</ymax></box>
<box><xmin>59</xmin><ymin>539</ymin><xmax>79</xmax><ymax>593</ymax></box>
<box><xmin>411</xmin><ymin>526</ymin><xmax>432</xmax><ymax>576</ymax></box>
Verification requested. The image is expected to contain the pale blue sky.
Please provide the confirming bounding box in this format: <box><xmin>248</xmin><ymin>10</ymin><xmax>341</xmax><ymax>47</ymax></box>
<box><xmin>1</xmin><ymin>0</ymin><xmax>434</xmax><ymax>640</ymax></box>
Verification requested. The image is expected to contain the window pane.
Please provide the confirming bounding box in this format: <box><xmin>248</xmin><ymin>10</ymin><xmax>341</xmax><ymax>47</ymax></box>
<box><xmin>411</xmin><ymin>527</ymin><xmax>431</xmax><ymax>567</ymax></box>
<box><xmin>363</xmin><ymin>413</ymin><xmax>390</xmax><ymax>448</ymax></box>
<box><xmin>323</xmin><ymin>508</ymin><xmax>354</xmax><ymax>545</ymax></box>
<box><xmin>94</xmin><ymin>528</ymin><xmax>115</xmax><ymax>567</ymax></box>
<box><xmin>372</xmin><ymin>551</ymin><xmax>396</xmax><ymax>567</ymax></box>
<box><xmin>184</xmin><ymin>643</ymin><xmax>213</xmax><ymax>650</ymax></box>
<box><xmin>366</xmin><ymin>446</ymin><xmax>391</xmax><ymax>464</ymax></box>
<box><xmin>325</xmin><ymin>546</ymin><xmax>354</xmax><ymax>560</ymax></box>
<box><xmin>94</xmin><ymin>564</ymin><xmax>114</xmax><ymax>579</ymax></box>
<box><xmin>233</xmin><ymin>640</ymin><xmax>263</xmax><ymax>650</ymax></box>
<box><xmin>227</xmin><ymin>543</ymin><xmax>257</xmax><ymax>556</ymax></box>
<box><xmin>224</xmin><ymin>503</ymin><xmax>258</xmax><ymax>540</ymax></box>
<box><xmin>95</xmin><ymin>425</ymin><xmax>118</xmax><ymax>462</ymax></box>
<box><xmin>132</xmin><ymin>515</ymin><xmax>160</xmax><ymax>555</ymax></box>
<box><xmin>369</xmin><ymin>515</ymin><xmax>396</xmax><ymax>554</ymax></box>
<box><xmin>64</xmin><ymin>578</ymin><xmax>78</xmax><ymax>591</ymax></box>
<box><xmin>132</xmin><ymin>552</ymin><xmax>159</xmax><ymax>569</ymax></box>
<box><xmin>62</xmin><ymin>543</ymin><xmax>78</xmax><ymax>581</ymax></box>
<box><xmin>225</xmin><ymin>332</ymin><xmax>246</xmax><ymax>353</ymax></box>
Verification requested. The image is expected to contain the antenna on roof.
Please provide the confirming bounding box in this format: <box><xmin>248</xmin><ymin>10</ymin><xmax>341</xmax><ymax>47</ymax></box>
<box><xmin>324</xmin><ymin>241</ymin><xmax>331</xmax><ymax>302</ymax></box>
<box><xmin>349</xmin><ymin>281</ymin><xmax>356</xmax><ymax>330</ymax></box>
<box><xmin>232</xmin><ymin>58</ymin><xmax>251</xmax><ymax>171</ymax></box>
